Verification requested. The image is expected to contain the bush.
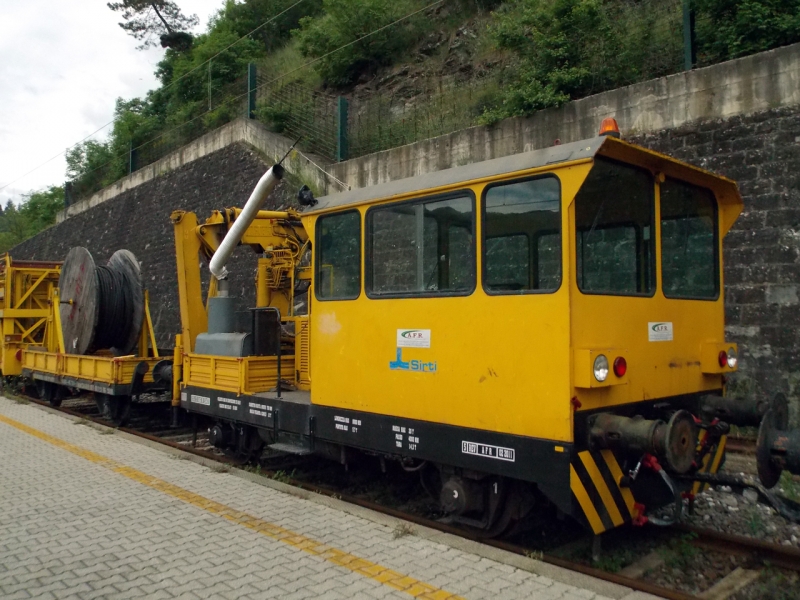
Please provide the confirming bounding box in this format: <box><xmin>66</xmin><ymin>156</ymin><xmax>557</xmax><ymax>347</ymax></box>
<box><xmin>694</xmin><ymin>0</ymin><xmax>800</xmax><ymax>65</ymax></box>
<box><xmin>0</xmin><ymin>187</ymin><xmax>65</xmax><ymax>252</ymax></box>
<box><xmin>293</xmin><ymin>0</ymin><xmax>427</xmax><ymax>86</ymax></box>
<box><xmin>480</xmin><ymin>0</ymin><xmax>621</xmax><ymax>122</ymax></box>
<box><xmin>480</xmin><ymin>0</ymin><xmax>684</xmax><ymax>124</ymax></box>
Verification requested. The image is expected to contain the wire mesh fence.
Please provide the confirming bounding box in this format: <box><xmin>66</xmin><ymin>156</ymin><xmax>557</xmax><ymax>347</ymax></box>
<box><xmin>262</xmin><ymin>0</ymin><xmax>687</xmax><ymax>161</ymax></box>
<box><xmin>66</xmin><ymin>75</ymin><xmax>249</xmax><ymax>205</ymax></box>
<box><xmin>67</xmin><ymin>0</ymin><xmax>799</xmax><ymax>202</ymax></box>
<box><xmin>595</xmin><ymin>0</ymin><xmax>685</xmax><ymax>87</ymax></box>
<box><xmin>346</xmin><ymin>77</ymin><xmax>492</xmax><ymax>158</ymax></box>
<box><xmin>254</xmin><ymin>77</ymin><xmax>338</xmax><ymax>159</ymax></box>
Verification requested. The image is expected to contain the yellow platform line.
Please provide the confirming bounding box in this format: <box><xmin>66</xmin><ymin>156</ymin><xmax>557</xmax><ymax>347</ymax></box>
<box><xmin>0</xmin><ymin>413</ymin><xmax>462</xmax><ymax>600</ymax></box>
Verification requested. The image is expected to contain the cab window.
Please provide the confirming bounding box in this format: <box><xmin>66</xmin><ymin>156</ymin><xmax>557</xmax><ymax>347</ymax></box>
<box><xmin>575</xmin><ymin>158</ymin><xmax>655</xmax><ymax>296</ymax></box>
<box><xmin>316</xmin><ymin>211</ymin><xmax>361</xmax><ymax>300</ymax></box>
<box><xmin>367</xmin><ymin>194</ymin><xmax>474</xmax><ymax>297</ymax></box>
<box><xmin>660</xmin><ymin>179</ymin><xmax>719</xmax><ymax>299</ymax></box>
<box><xmin>483</xmin><ymin>176</ymin><xmax>561</xmax><ymax>293</ymax></box>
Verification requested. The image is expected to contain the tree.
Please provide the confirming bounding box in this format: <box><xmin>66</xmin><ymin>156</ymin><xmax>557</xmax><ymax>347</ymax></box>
<box><xmin>694</xmin><ymin>0</ymin><xmax>800</xmax><ymax>64</ymax></box>
<box><xmin>108</xmin><ymin>1</ymin><xmax>199</xmax><ymax>49</ymax></box>
<box><xmin>0</xmin><ymin>186</ymin><xmax>64</xmax><ymax>252</ymax></box>
<box><xmin>294</xmin><ymin>0</ymin><xmax>427</xmax><ymax>86</ymax></box>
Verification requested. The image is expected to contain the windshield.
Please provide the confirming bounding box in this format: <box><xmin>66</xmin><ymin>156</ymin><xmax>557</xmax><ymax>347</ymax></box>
<box><xmin>660</xmin><ymin>178</ymin><xmax>719</xmax><ymax>299</ymax></box>
<box><xmin>575</xmin><ymin>158</ymin><xmax>655</xmax><ymax>296</ymax></box>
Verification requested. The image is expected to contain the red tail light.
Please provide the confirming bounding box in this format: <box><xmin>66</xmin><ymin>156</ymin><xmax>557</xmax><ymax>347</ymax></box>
<box><xmin>613</xmin><ymin>357</ymin><xmax>627</xmax><ymax>377</ymax></box>
<box><xmin>718</xmin><ymin>350</ymin><xmax>728</xmax><ymax>368</ymax></box>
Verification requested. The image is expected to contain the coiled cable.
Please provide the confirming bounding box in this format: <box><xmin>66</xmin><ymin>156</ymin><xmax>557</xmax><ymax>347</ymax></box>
<box><xmin>94</xmin><ymin>265</ymin><xmax>134</xmax><ymax>351</ymax></box>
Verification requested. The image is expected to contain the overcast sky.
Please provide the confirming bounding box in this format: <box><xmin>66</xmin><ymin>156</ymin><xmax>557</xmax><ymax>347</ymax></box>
<box><xmin>0</xmin><ymin>0</ymin><xmax>224</xmax><ymax>207</ymax></box>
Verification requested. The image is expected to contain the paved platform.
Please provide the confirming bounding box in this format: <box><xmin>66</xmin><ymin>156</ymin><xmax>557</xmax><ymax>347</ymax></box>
<box><xmin>0</xmin><ymin>396</ymin><xmax>656</xmax><ymax>600</ymax></box>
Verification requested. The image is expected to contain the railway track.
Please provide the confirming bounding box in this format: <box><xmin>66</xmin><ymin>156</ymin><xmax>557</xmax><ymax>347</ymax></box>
<box><xmin>18</xmin><ymin>391</ymin><xmax>800</xmax><ymax>600</ymax></box>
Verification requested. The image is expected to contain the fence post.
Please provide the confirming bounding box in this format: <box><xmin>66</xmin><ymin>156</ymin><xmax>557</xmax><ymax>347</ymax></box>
<box><xmin>336</xmin><ymin>96</ymin><xmax>349</xmax><ymax>162</ymax></box>
<box><xmin>64</xmin><ymin>182</ymin><xmax>73</xmax><ymax>208</ymax></box>
<box><xmin>682</xmin><ymin>0</ymin><xmax>696</xmax><ymax>70</ymax></box>
<box><xmin>248</xmin><ymin>63</ymin><xmax>258</xmax><ymax>119</ymax></box>
<box><xmin>128</xmin><ymin>141</ymin><xmax>137</xmax><ymax>174</ymax></box>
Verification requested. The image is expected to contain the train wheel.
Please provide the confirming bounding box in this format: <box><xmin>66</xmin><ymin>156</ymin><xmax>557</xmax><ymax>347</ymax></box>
<box><xmin>439</xmin><ymin>473</ymin><xmax>535</xmax><ymax>538</ymax></box>
<box><xmin>236</xmin><ymin>425</ymin><xmax>265</xmax><ymax>461</ymax></box>
<box><xmin>36</xmin><ymin>381</ymin><xmax>63</xmax><ymax>407</ymax></box>
<box><xmin>96</xmin><ymin>394</ymin><xmax>131</xmax><ymax>427</ymax></box>
<box><xmin>472</xmin><ymin>479</ymin><xmax>534</xmax><ymax>538</ymax></box>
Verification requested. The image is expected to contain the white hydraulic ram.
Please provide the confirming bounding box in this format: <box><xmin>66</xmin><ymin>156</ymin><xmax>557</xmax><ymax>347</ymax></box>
<box><xmin>209</xmin><ymin>164</ymin><xmax>285</xmax><ymax>280</ymax></box>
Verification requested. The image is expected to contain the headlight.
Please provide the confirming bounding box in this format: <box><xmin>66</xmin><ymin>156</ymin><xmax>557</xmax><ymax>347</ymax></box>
<box><xmin>593</xmin><ymin>354</ymin><xmax>609</xmax><ymax>382</ymax></box>
<box><xmin>726</xmin><ymin>347</ymin><xmax>737</xmax><ymax>369</ymax></box>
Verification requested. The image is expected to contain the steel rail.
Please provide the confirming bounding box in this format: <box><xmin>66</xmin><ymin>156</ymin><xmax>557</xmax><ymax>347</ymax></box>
<box><xmin>18</xmin><ymin>392</ymin><xmax>800</xmax><ymax>599</ymax></box>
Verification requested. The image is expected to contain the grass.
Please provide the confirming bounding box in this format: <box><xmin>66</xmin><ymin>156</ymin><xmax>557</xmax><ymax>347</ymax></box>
<box><xmin>243</xmin><ymin>464</ymin><xmax>263</xmax><ymax>476</ymax></box>
<box><xmin>748</xmin><ymin>567</ymin><xmax>800</xmax><ymax>600</ymax></box>
<box><xmin>779</xmin><ymin>471</ymin><xmax>800</xmax><ymax>503</ymax></box>
<box><xmin>271</xmin><ymin>469</ymin><xmax>296</xmax><ymax>483</ymax></box>
<box><xmin>746</xmin><ymin>506</ymin><xmax>766</xmax><ymax>535</ymax></box>
<box><xmin>660</xmin><ymin>533</ymin><xmax>700</xmax><ymax>570</ymax></box>
<box><xmin>392</xmin><ymin>522</ymin><xmax>415</xmax><ymax>539</ymax></box>
<box><xmin>257</xmin><ymin>41</ymin><xmax>321</xmax><ymax>91</ymax></box>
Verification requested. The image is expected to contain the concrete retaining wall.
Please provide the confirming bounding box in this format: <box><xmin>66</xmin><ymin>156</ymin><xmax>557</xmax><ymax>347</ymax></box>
<box><xmin>36</xmin><ymin>42</ymin><xmax>800</xmax><ymax>423</ymax></box>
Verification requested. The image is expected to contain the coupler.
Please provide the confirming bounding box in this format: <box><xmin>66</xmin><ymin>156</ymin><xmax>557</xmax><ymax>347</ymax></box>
<box><xmin>699</xmin><ymin>394</ymin><xmax>769</xmax><ymax>427</ymax></box>
<box><xmin>587</xmin><ymin>410</ymin><xmax>698</xmax><ymax>474</ymax></box>
<box><xmin>757</xmin><ymin>405</ymin><xmax>800</xmax><ymax>489</ymax></box>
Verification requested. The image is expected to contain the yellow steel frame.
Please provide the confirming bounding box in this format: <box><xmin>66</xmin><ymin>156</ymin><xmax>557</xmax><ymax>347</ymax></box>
<box><xmin>0</xmin><ymin>255</ymin><xmax>61</xmax><ymax>376</ymax></box>
<box><xmin>182</xmin><ymin>353</ymin><xmax>292</xmax><ymax>396</ymax></box>
<box><xmin>171</xmin><ymin>208</ymin><xmax>309</xmax><ymax>354</ymax></box>
<box><xmin>22</xmin><ymin>350</ymin><xmax>162</xmax><ymax>385</ymax></box>
<box><xmin>23</xmin><ymin>286</ymin><xmax>162</xmax><ymax>389</ymax></box>
<box><xmin>172</xmin><ymin>206</ymin><xmax>310</xmax><ymax>397</ymax></box>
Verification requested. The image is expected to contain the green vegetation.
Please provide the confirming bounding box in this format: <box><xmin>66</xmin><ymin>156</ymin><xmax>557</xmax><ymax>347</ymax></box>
<box><xmin>64</xmin><ymin>0</ymin><xmax>320</xmax><ymax>205</ymax></box>
<box><xmin>478</xmin><ymin>0</ymin><xmax>684</xmax><ymax>123</ymax></box>
<box><xmin>7</xmin><ymin>0</ymin><xmax>796</xmax><ymax>252</ymax></box>
<box><xmin>745</xmin><ymin>506</ymin><xmax>766</xmax><ymax>535</ymax></box>
<box><xmin>391</xmin><ymin>521</ymin><xmax>415</xmax><ymax>539</ymax></box>
<box><xmin>271</xmin><ymin>468</ymin><xmax>296</xmax><ymax>483</ymax></box>
<box><xmin>660</xmin><ymin>532</ymin><xmax>700</xmax><ymax>569</ymax></box>
<box><xmin>695</xmin><ymin>0</ymin><xmax>800</xmax><ymax>65</ymax></box>
<box><xmin>294</xmin><ymin>0</ymin><xmax>427</xmax><ymax>85</ymax></box>
<box><xmin>0</xmin><ymin>186</ymin><xmax>65</xmax><ymax>252</ymax></box>
<box><xmin>779</xmin><ymin>471</ymin><xmax>800</xmax><ymax>502</ymax></box>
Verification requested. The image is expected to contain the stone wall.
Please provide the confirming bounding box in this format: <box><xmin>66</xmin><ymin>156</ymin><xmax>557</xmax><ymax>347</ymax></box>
<box><xmin>57</xmin><ymin>119</ymin><xmax>334</xmax><ymax>223</ymax></box>
<box><xmin>14</xmin><ymin>143</ymin><xmax>300</xmax><ymax>349</ymax></box>
<box><xmin>22</xmin><ymin>43</ymin><xmax>800</xmax><ymax>424</ymax></box>
<box><xmin>630</xmin><ymin>107</ymin><xmax>800</xmax><ymax>424</ymax></box>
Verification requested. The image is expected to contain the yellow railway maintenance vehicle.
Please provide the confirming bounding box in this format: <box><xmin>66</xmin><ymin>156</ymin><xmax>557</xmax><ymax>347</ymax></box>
<box><xmin>0</xmin><ymin>248</ymin><xmax>171</xmax><ymax>425</ymax></box>
<box><xmin>173</xmin><ymin>121</ymin><xmax>781</xmax><ymax>536</ymax></box>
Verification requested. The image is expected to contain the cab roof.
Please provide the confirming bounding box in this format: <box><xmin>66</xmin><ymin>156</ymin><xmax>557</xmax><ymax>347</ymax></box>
<box><xmin>308</xmin><ymin>135</ymin><xmax>743</xmax><ymax>234</ymax></box>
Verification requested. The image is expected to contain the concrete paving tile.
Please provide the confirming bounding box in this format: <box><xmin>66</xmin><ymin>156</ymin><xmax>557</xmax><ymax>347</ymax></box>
<box><xmin>0</xmin><ymin>397</ymin><xmax>620</xmax><ymax>600</ymax></box>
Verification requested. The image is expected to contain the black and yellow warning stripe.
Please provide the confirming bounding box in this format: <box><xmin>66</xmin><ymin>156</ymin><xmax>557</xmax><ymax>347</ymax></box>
<box><xmin>692</xmin><ymin>432</ymin><xmax>727</xmax><ymax>495</ymax></box>
<box><xmin>570</xmin><ymin>450</ymin><xmax>637</xmax><ymax>534</ymax></box>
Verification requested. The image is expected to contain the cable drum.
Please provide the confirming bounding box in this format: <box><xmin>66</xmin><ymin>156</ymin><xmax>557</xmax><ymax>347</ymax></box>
<box><xmin>59</xmin><ymin>247</ymin><xmax>144</xmax><ymax>356</ymax></box>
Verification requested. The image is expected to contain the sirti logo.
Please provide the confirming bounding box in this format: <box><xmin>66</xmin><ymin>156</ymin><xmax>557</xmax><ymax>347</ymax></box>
<box><xmin>389</xmin><ymin>348</ymin><xmax>437</xmax><ymax>373</ymax></box>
